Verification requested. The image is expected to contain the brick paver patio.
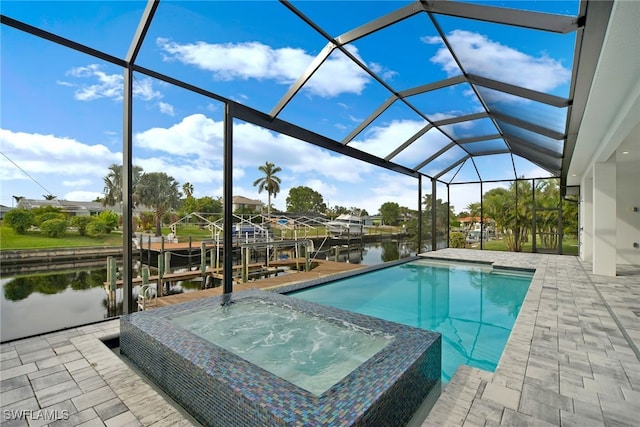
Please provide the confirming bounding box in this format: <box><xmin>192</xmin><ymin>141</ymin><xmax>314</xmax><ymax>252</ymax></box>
<box><xmin>2</xmin><ymin>249</ymin><xmax>638</xmax><ymax>426</ymax></box>
<box><xmin>421</xmin><ymin>249</ymin><xmax>640</xmax><ymax>427</ymax></box>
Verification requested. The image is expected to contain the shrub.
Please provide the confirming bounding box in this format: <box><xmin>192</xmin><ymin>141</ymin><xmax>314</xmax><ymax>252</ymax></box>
<box><xmin>138</xmin><ymin>212</ymin><xmax>154</xmax><ymax>232</ymax></box>
<box><xmin>4</xmin><ymin>209</ymin><xmax>34</xmax><ymax>234</ymax></box>
<box><xmin>39</xmin><ymin>218</ymin><xmax>68</xmax><ymax>237</ymax></box>
<box><xmin>449</xmin><ymin>231</ymin><xmax>466</xmax><ymax>248</ymax></box>
<box><xmin>86</xmin><ymin>220</ymin><xmax>110</xmax><ymax>238</ymax></box>
<box><xmin>32</xmin><ymin>206</ymin><xmax>66</xmax><ymax>226</ymax></box>
<box><xmin>97</xmin><ymin>210</ymin><xmax>119</xmax><ymax>232</ymax></box>
<box><xmin>35</xmin><ymin>211</ymin><xmax>67</xmax><ymax>226</ymax></box>
<box><xmin>70</xmin><ymin>216</ymin><xmax>92</xmax><ymax>236</ymax></box>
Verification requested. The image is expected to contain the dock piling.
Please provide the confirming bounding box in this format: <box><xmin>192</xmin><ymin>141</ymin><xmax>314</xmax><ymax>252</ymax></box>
<box><xmin>163</xmin><ymin>251</ymin><xmax>171</xmax><ymax>295</ymax></box>
<box><xmin>107</xmin><ymin>257</ymin><xmax>117</xmax><ymax>311</ymax></box>
<box><xmin>157</xmin><ymin>254</ymin><xmax>164</xmax><ymax>297</ymax></box>
<box><xmin>241</xmin><ymin>247</ymin><xmax>248</xmax><ymax>283</ymax></box>
<box><xmin>201</xmin><ymin>242</ymin><xmax>207</xmax><ymax>280</ymax></box>
<box><xmin>147</xmin><ymin>236</ymin><xmax>152</xmax><ymax>265</ymax></box>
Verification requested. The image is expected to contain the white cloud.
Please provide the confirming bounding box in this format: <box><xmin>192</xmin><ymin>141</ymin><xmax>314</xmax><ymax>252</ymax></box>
<box><xmin>423</xmin><ymin>30</ymin><xmax>571</xmax><ymax>94</ymax></box>
<box><xmin>62</xmin><ymin>179</ymin><xmax>92</xmax><ymax>187</ymax></box>
<box><xmin>133</xmin><ymin>113</ymin><xmax>375</xmax><ymax>185</ymax></box>
<box><xmin>134</xmin><ymin>114</ymin><xmax>223</xmax><ymax>160</ymax></box>
<box><xmin>157</xmin><ymin>38</ymin><xmax>373</xmax><ymax>98</ymax></box>
<box><xmin>0</xmin><ymin>128</ymin><xmax>122</xmax><ymax>204</ymax></box>
<box><xmin>351</xmin><ymin>119</ymin><xmax>428</xmax><ymax>158</ymax></box>
<box><xmin>135</xmin><ymin>157</ymin><xmax>224</xmax><ymax>186</ymax></box>
<box><xmin>0</xmin><ymin>129</ymin><xmax>120</xmax><ymax>179</ymax></box>
<box><xmin>515</xmin><ymin>161</ymin><xmax>553</xmax><ymax>179</ymax></box>
<box><xmin>230</xmin><ymin>120</ymin><xmax>375</xmax><ymax>183</ymax></box>
<box><xmin>321</xmin><ymin>171</ymin><xmax>419</xmax><ymax>215</ymax></box>
<box><xmin>158</xmin><ymin>102</ymin><xmax>175</xmax><ymax>116</ymax></box>
<box><xmin>133</xmin><ymin>79</ymin><xmax>162</xmax><ymax>101</ymax></box>
<box><xmin>0</xmin><ymin>114</ymin><xmax>433</xmax><ymax>213</ymax></box>
<box><xmin>64</xmin><ymin>190</ymin><xmax>103</xmax><ymax>202</ymax></box>
<box><xmin>369</xmin><ymin>62</ymin><xmax>397</xmax><ymax>81</ymax></box>
<box><xmin>303</xmin><ymin>179</ymin><xmax>338</xmax><ymax>200</ymax></box>
<box><xmin>60</xmin><ymin>64</ymin><xmax>162</xmax><ymax>102</ymax></box>
<box><xmin>447</xmin><ymin>184</ymin><xmax>484</xmax><ymax>214</ymax></box>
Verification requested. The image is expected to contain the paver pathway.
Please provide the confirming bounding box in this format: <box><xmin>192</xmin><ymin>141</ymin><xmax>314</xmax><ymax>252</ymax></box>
<box><xmin>2</xmin><ymin>249</ymin><xmax>639</xmax><ymax>426</ymax></box>
<box><xmin>422</xmin><ymin>249</ymin><xmax>640</xmax><ymax>427</ymax></box>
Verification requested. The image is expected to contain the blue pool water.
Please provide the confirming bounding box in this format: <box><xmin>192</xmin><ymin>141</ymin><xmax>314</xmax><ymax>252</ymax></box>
<box><xmin>288</xmin><ymin>259</ymin><xmax>532</xmax><ymax>382</ymax></box>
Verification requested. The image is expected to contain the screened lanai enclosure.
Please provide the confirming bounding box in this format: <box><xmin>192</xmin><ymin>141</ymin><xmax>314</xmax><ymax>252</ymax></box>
<box><xmin>1</xmin><ymin>0</ymin><xmax>616</xmax><ymax>313</ymax></box>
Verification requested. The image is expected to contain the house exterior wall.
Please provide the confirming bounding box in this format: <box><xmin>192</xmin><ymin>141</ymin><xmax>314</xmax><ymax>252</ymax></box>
<box><xmin>616</xmin><ymin>124</ymin><xmax>640</xmax><ymax>266</ymax></box>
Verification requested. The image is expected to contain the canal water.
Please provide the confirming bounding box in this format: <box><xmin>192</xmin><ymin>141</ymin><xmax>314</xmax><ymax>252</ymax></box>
<box><xmin>0</xmin><ymin>241</ymin><xmax>414</xmax><ymax>342</ymax></box>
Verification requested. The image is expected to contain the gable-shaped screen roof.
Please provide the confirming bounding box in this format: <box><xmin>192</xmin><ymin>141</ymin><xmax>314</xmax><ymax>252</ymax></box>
<box><xmin>1</xmin><ymin>0</ymin><xmax>613</xmax><ymax>189</ymax></box>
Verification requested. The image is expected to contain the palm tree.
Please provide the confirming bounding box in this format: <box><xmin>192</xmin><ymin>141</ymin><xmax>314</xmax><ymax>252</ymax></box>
<box><xmin>182</xmin><ymin>182</ymin><xmax>194</xmax><ymax>199</ymax></box>
<box><xmin>102</xmin><ymin>164</ymin><xmax>143</xmax><ymax>207</ymax></box>
<box><xmin>466</xmin><ymin>202</ymin><xmax>481</xmax><ymax>219</ymax></box>
<box><xmin>252</xmin><ymin>162</ymin><xmax>281</xmax><ymax>219</ymax></box>
<box><xmin>43</xmin><ymin>194</ymin><xmax>57</xmax><ymax>200</ymax></box>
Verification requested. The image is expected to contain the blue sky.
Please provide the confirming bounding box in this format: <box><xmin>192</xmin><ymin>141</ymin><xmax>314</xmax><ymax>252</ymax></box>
<box><xmin>0</xmin><ymin>1</ymin><xmax>578</xmax><ymax>215</ymax></box>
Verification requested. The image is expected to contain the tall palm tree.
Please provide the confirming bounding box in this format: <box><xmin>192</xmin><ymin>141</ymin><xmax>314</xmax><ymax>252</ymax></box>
<box><xmin>182</xmin><ymin>182</ymin><xmax>194</xmax><ymax>199</ymax></box>
<box><xmin>102</xmin><ymin>164</ymin><xmax>143</xmax><ymax>207</ymax></box>
<box><xmin>43</xmin><ymin>194</ymin><xmax>57</xmax><ymax>200</ymax></box>
<box><xmin>103</xmin><ymin>164</ymin><xmax>122</xmax><ymax>207</ymax></box>
<box><xmin>252</xmin><ymin>161</ymin><xmax>281</xmax><ymax>219</ymax></box>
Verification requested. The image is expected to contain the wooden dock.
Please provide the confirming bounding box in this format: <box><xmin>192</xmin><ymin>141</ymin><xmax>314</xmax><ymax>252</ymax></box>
<box><xmin>150</xmin><ymin>259</ymin><xmax>364</xmax><ymax>308</ymax></box>
<box><xmin>105</xmin><ymin>257</ymin><xmax>328</xmax><ymax>288</ymax></box>
<box><xmin>103</xmin><ymin>262</ymin><xmax>284</xmax><ymax>289</ymax></box>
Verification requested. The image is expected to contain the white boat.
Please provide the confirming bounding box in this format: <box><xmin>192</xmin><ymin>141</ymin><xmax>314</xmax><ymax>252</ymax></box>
<box><xmin>326</xmin><ymin>214</ymin><xmax>364</xmax><ymax>236</ymax></box>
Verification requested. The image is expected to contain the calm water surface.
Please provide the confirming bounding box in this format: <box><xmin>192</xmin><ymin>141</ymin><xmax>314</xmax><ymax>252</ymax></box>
<box><xmin>0</xmin><ymin>241</ymin><xmax>411</xmax><ymax>342</ymax></box>
<box><xmin>289</xmin><ymin>259</ymin><xmax>532</xmax><ymax>382</ymax></box>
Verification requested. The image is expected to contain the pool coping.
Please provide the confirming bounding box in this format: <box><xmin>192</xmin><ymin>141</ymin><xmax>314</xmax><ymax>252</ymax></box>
<box><xmin>265</xmin><ymin>255</ymin><xmax>421</xmax><ymax>294</ymax></box>
<box><xmin>1</xmin><ymin>250</ymin><xmax>638</xmax><ymax>426</ymax></box>
<box><xmin>419</xmin><ymin>249</ymin><xmax>640</xmax><ymax>427</ymax></box>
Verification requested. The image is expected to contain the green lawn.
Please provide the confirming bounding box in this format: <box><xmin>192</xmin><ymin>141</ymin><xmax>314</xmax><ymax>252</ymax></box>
<box><xmin>470</xmin><ymin>237</ymin><xmax>579</xmax><ymax>255</ymax></box>
<box><xmin>0</xmin><ymin>226</ymin><xmax>123</xmax><ymax>250</ymax></box>
<box><xmin>1</xmin><ymin>223</ymin><xmax>405</xmax><ymax>250</ymax></box>
<box><xmin>3</xmin><ymin>224</ymin><xmax>579</xmax><ymax>255</ymax></box>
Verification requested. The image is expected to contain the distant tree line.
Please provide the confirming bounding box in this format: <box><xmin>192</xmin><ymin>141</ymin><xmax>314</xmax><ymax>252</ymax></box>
<box><xmin>6</xmin><ymin>162</ymin><xmax>576</xmax><ymax>251</ymax></box>
<box><xmin>450</xmin><ymin>179</ymin><xmax>578</xmax><ymax>252</ymax></box>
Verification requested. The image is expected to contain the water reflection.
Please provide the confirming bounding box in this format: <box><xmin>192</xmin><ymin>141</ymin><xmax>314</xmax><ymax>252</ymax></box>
<box><xmin>0</xmin><ymin>265</ymin><xmax>203</xmax><ymax>342</ymax></box>
<box><xmin>3</xmin><ymin>269</ymin><xmax>106</xmax><ymax>301</ymax></box>
<box><xmin>466</xmin><ymin>269</ymin><xmax>530</xmax><ymax>317</ymax></box>
<box><xmin>362</xmin><ymin>240</ymin><xmax>414</xmax><ymax>264</ymax></box>
<box><xmin>0</xmin><ymin>241</ymin><xmax>414</xmax><ymax>342</ymax></box>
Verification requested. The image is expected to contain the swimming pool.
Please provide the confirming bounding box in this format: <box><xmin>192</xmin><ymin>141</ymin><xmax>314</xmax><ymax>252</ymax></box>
<box><xmin>287</xmin><ymin>258</ymin><xmax>532</xmax><ymax>382</ymax></box>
